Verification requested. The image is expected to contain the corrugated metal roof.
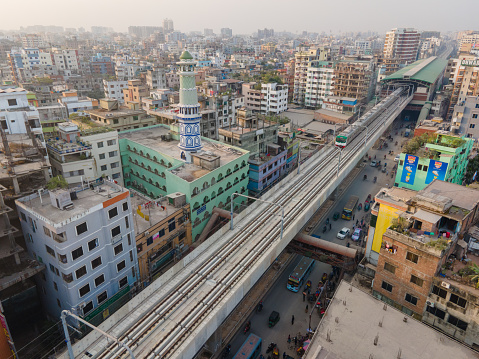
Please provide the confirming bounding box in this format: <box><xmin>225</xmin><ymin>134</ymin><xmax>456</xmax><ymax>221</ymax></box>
<box><xmin>382</xmin><ymin>57</ymin><xmax>448</xmax><ymax>85</ymax></box>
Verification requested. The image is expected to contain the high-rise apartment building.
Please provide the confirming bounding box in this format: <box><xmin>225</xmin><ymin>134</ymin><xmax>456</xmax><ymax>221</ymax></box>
<box><xmin>304</xmin><ymin>61</ymin><xmax>335</xmax><ymax>109</ymax></box>
<box><xmin>383</xmin><ymin>28</ymin><xmax>420</xmax><ymax>64</ymax></box>
<box><xmin>333</xmin><ymin>58</ymin><xmax>376</xmax><ymax>103</ymax></box>
<box><xmin>163</xmin><ymin>18</ymin><xmax>174</xmax><ymax>33</ymax></box>
<box><xmin>446</xmin><ymin>55</ymin><xmax>479</xmax><ymax>119</ymax></box>
<box><xmin>293</xmin><ymin>47</ymin><xmax>329</xmax><ymax>105</ymax></box>
<box><xmin>220</xmin><ymin>28</ymin><xmax>233</xmax><ymax>38</ymax></box>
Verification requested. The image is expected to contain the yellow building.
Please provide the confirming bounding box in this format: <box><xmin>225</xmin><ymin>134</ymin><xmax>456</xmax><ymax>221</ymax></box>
<box><xmin>132</xmin><ymin>192</ymin><xmax>192</xmax><ymax>287</ymax></box>
<box><xmin>366</xmin><ymin>187</ymin><xmax>416</xmax><ymax>264</ymax></box>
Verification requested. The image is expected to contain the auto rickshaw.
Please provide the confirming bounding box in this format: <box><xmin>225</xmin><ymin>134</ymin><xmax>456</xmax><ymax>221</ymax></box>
<box><xmin>364</xmin><ymin>202</ymin><xmax>370</xmax><ymax>211</ymax></box>
<box><xmin>268</xmin><ymin>311</ymin><xmax>280</xmax><ymax>328</ymax></box>
<box><xmin>333</xmin><ymin>212</ymin><xmax>340</xmax><ymax>221</ymax></box>
<box><xmin>272</xmin><ymin>346</ymin><xmax>279</xmax><ymax>359</ymax></box>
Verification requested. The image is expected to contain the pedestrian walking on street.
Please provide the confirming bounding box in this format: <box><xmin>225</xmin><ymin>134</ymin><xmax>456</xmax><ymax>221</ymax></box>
<box><xmin>353</xmin><ymin>214</ymin><xmax>355</xmax><ymax>220</ymax></box>
<box><xmin>329</xmin><ymin>223</ymin><xmax>331</xmax><ymax>230</ymax></box>
<box><xmin>283</xmin><ymin>352</ymin><xmax>286</xmax><ymax>359</ymax></box>
<box><xmin>294</xmin><ymin>337</ymin><xmax>297</xmax><ymax>345</ymax></box>
<box><xmin>288</xmin><ymin>335</ymin><xmax>291</xmax><ymax>344</ymax></box>
<box><xmin>305</xmin><ymin>304</ymin><xmax>309</xmax><ymax>312</ymax></box>
<box><xmin>302</xmin><ymin>292</ymin><xmax>306</xmax><ymax>301</ymax></box>
<box><xmin>292</xmin><ymin>315</ymin><xmax>295</xmax><ymax>325</ymax></box>
<box><xmin>356</xmin><ymin>219</ymin><xmax>359</xmax><ymax>226</ymax></box>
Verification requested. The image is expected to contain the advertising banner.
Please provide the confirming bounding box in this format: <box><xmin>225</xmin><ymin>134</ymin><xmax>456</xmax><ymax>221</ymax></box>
<box><xmin>400</xmin><ymin>155</ymin><xmax>419</xmax><ymax>185</ymax></box>
<box><xmin>426</xmin><ymin>160</ymin><xmax>448</xmax><ymax>184</ymax></box>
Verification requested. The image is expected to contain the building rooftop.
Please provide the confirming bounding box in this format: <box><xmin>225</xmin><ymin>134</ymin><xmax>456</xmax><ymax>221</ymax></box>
<box><xmin>382</xmin><ymin>56</ymin><xmax>448</xmax><ymax>85</ymax></box>
<box><xmin>16</xmin><ymin>180</ymin><xmax>128</xmax><ymax>228</ymax></box>
<box><xmin>86</xmin><ymin>106</ymin><xmax>146</xmax><ymax>119</ymax></box>
<box><xmin>306</xmin><ymin>281</ymin><xmax>479</xmax><ymax>359</ymax></box>
<box><xmin>0</xmin><ymin>87</ymin><xmax>26</xmax><ymax>94</ymax></box>
<box><xmin>119</xmin><ymin>126</ymin><xmax>247</xmax><ymax>182</ymax></box>
<box><xmin>129</xmin><ymin>191</ymin><xmax>185</xmax><ymax>235</ymax></box>
<box><xmin>219</xmin><ymin>120</ymin><xmax>277</xmax><ymax>135</ymax></box>
<box><xmin>375</xmin><ymin>186</ymin><xmax>416</xmax><ymax>209</ymax></box>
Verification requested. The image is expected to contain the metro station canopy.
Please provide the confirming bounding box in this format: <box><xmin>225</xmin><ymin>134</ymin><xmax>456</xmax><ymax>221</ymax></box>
<box><xmin>382</xmin><ymin>56</ymin><xmax>448</xmax><ymax>88</ymax></box>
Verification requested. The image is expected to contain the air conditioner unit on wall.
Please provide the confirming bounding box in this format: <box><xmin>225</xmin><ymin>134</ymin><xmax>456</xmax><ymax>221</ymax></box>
<box><xmin>426</xmin><ymin>300</ymin><xmax>434</xmax><ymax>307</ymax></box>
<box><xmin>441</xmin><ymin>281</ymin><xmax>450</xmax><ymax>289</ymax></box>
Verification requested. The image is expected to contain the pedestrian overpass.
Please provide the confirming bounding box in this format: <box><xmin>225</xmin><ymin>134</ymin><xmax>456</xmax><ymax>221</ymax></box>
<box><xmin>59</xmin><ymin>88</ymin><xmax>414</xmax><ymax>359</ymax></box>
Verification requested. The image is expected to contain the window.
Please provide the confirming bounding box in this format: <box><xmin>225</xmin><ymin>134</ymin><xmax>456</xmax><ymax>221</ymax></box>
<box><xmin>114</xmin><ymin>243</ymin><xmax>123</xmax><ymax>255</ymax></box>
<box><xmin>470</xmin><ymin>124</ymin><xmax>476</xmax><ymax>128</ymax></box>
<box><xmin>62</xmin><ymin>272</ymin><xmax>73</xmax><ymax>283</ymax></box>
<box><xmin>79</xmin><ymin>283</ymin><xmax>90</xmax><ymax>297</ymax></box>
<box><xmin>158</xmin><ymin>228</ymin><xmax>165</xmax><ymax>237</ymax></box>
<box><xmin>97</xmin><ymin>291</ymin><xmax>108</xmax><ymax>304</ymax></box>
<box><xmin>423</xmin><ymin>165</ymin><xmax>428</xmax><ymax>172</ymax></box>
<box><xmin>88</xmin><ymin>238</ymin><xmax>99</xmax><ymax>251</ymax></box>
<box><xmin>53</xmin><ymin>282</ymin><xmax>58</xmax><ymax>291</ymax></box>
<box><xmin>95</xmin><ymin>274</ymin><xmax>105</xmax><ymax>287</ymax></box>
<box><xmin>101</xmin><ymin>165</ymin><xmax>107</xmax><ymax>171</ymax></box>
<box><xmin>97</xmin><ymin>142</ymin><xmax>104</xmax><ymax>148</ymax></box>
<box><xmin>58</xmin><ymin>253</ymin><xmax>67</xmax><ymax>264</ymax></box>
<box><xmin>113</xmin><ymin>172</ymin><xmax>121</xmax><ymax>179</ymax></box>
<box><xmin>49</xmin><ymin>263</ymin><xmax>56</xmax><ymax>273</ymax></box>
<box><xmin>147</xmin><ymin>236</ymin><xmax>153</xmax><ymax>245</ymax></box>
<box><xmin>57</xmin><ymin>298</ymin><xmax>61</xmax><ymax>308</ymax></box>
<box><xmin>107</xmin><ymin>139</ymin><xmax>116</xmax><ymax>146</ymax></box>
<box><xmin>449</xmin><ymin>294</ymin><xmax>467</xmax><ymax>308</ymax></box>
<box><xmin>111</xmin><ymin>226</ymin><xmax>121</xmax><ymax>238</ymax></box>
<box><xmin>381</xmin><ymin>281</ymin><xmax>393</xmax><ymax>292</ymax></box>
<box><xmin>7</xmin><ymin>99</ymin><xmax>17</xmax><ymax>106</ymax></box>
<box><xmin>432</xmin><ymin>285</ymin><xmax>447</xmax><ymax>299</ymax></box>
<box><xmin>473</xmin><ymin>114</ymin><xmax>478</xmax><ymax>119</ymax></box>
<box><xmin>410</xmin><ymin>275</ymin><xmax>424</xmax><ymax>287</ymax></box>
<box><xmin>130</xmin><ymin>250</ymin><xmax>133</xmax><ymax>262</ymax></box>
<box><xmin>91</xmin><ymin>256</ymin><xmax>102</xmax><ymax>269</ymax></box>
<box><xmin>108</xmin><ymin>207</ymin><xmax>118</xmax><ymax>219</ymax></box>
<box><xmin>384</xmin><ymin>262</ymin><xmax>396</xmax><ymax>274</ymax></box>
<box><xmin>405</xmin><ymin>293</ymin><xmax>418</xmax><ymax>306</ymax></box>
<box><xmin>125</xmin><ymin>217</ymin><xmax>129</xmax><ymax>229</ymax></box>
<box><xmin>122</xmin><ymin>202</ymin><xmax>128</xmax><ymax>211</ymax></box>
<box><xmin>168</xmin><ymin>218</ymin><xmax>176</xmax><ymax>232</ymax></box>
<box><xmin>119</xmin><ymin>276</ymin><xmax>128</xmax><ymax>288</ymax></box>
<box><xmin>117</xmin><ymin>260</ymin><xmax>126</xmax><ymax>272</ymax></box>
<box><xmin>448</xmin><ymin>315</ymin><xmax>468</xmax><ymax>330</ymax></box>
<box><xmin>43</xmin><ymin>226</ymin><xmax>51</xmax><ymax>237</ymax></box>
<box><xmin>111</xmin><ymin>162</ymin><xmax>119</xmax><ymax>169</ymax></box>
<box><xmin>406</xmin><ymin>251</ymin><xmax>418</xmax><ymax>264</ymax></box>
<box><xmin>426</xmin><ymin>305</ymin><xmax>446</xmax><ymax>319</ymax></box>
<box><xmin>71</xmin><ymin>246</ymin><xmax>84</xmax><ymax>260</ymax></box>
<box><xmin>75</xmin><ymin>265</ymin><xmax>87</xmax><ymax>279</ymax></box>
<box><xmin>21</xmin><ymin>212</ymin><xmax>26</xmax><ymax>221</ymax></box>
<box><xmin>113</xmin><ymin>119</ymin><xmax>119</xmax><ymax>124</ymax></box>
<box><xmin>83</xmin><ymin>301</ymin><xmax>93</xmax><ymax>315</ymax></box>
<box><xmin>109</xmin><ymin>151</ymin><xmax>118</xmax><ymax>158</ymax></box>
<box><xmin>76</xmin><ymin>222</ymin><xmax>88</xmax><ymax>236</ymax></box>
<box><xmin>127</xmin><ymin>233</ymin><xmax>131</xmax><ymax>246</ymax></box>
<box><xmin>99</xmin><ymin>153</ymin><xmax>106</xmax><ymax>160</ymax></box>
<box><xmin>46</xmin><ymin>245</ymin><xmax>55</xmax><ymax>257</ymax></box>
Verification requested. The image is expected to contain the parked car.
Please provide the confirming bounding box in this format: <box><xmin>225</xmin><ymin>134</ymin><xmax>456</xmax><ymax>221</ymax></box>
<box><xmin>370</xmin><ymin>160</ymin><xmax>377</xmax><ymax>167</ymax></box>
<box><xmin>394</xmin><ymin>154</ymin><xmax>400</xmax><ymax>162</ymax></box>
<box><xmin>337</xmin><ymin>227</ymin><xmax>350</xmax><ymax>240</ymax></box>
<box><xmin>352</xmin><ymin>228</ymin><xmax>362</xmax><ymax>241</ymax></box>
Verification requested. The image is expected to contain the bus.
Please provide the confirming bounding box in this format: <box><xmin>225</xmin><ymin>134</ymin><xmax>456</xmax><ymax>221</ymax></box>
<box><xmin>287</xmin><ymin>257</ymin><xmax>315</xmax><ymax>292</ymax></box>
<box><xmin>342</xmin><ymin>195</ymin><xmax>359</xmax><ymax>220</ymax></box>
<box><xmin>233</xmin><ymin>334</ymin><xmax>262</xmax><ymax>359</ymax></box>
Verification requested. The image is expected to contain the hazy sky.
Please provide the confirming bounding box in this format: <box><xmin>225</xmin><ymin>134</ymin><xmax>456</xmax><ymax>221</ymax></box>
<box><xmin>1</xmin><ymin>0</ymin><xmax>477</xmax><ymax>34</ymax></box>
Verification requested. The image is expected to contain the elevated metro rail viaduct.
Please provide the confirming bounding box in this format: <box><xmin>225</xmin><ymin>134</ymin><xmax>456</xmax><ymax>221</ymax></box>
<box><xmin>59</xmin><ymin>90</ymin><xmax>413</xmax><ymax>359</ymax></box>
<box><xmin>381</xmin><ymin>56</ymin><xmax>448</xmax><ymax>113</ymax></box>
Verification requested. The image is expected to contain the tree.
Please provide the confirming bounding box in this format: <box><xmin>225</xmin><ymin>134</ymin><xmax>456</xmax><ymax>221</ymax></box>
<box><xmin>46</xmin><ymin>176</ymin><xmax>69</xmax><ymax>190</ymax></box>
<box><xmin>468</xmin><ymin>263</ymin><xmax>479</xmax><ymax>288</ymax></box>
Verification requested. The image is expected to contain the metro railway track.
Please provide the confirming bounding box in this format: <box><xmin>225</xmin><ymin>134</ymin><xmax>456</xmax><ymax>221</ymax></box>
<box><xmin>91</xmin><ymin>92</ymin><xmax>410</xmax><ymax>359</ymax></box>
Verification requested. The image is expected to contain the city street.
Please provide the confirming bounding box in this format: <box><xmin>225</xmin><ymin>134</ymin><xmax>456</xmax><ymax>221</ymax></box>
<box><xmin>311</xmin><ymin>116</ymin><xmax>411</xmax><ymax>248</ymax></box>
<box><xmin>224</xmin><ymin>117</ymin><xmax>411</xmax><ymax>358</ymax></box>
<box><xmin>227</xmin><ymin>255</ymin><xmax>332</xmax><ymax>358</ymax></box>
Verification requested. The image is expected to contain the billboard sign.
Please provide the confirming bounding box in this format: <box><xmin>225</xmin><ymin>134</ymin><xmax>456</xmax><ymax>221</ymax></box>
<box><xmin>461</xmin><ymin>59</ymin><xmax>479</xmax><ymax>67</ymax></box>
<box><xmin>426</xmin><ymin>160</ymin><xmax>448</xmax><ymax>184</ymax></box>
<box><xmin>400</xmin><ymin>155</ymin><xmax>419</xmax><ymax>185</ymax></box>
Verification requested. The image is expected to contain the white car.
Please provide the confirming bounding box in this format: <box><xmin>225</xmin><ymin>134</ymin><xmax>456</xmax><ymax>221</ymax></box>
<box><xmin>394</xmin><ymin>154</ymin><xmax>400</xmax><ymax>162</ymax></box>
<box><xmin>337</xmin><ymin>227</ymin><xmax>350</xmax><ymax>240</ymax></box>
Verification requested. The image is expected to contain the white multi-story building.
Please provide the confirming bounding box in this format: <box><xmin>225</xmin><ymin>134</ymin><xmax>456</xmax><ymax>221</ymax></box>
<box><xmin>47</xmin><ymin>122</ymin><xmax>123</xmax><ymax>185</ymax></box>
<box><xmin>103</xmin><ymin>80</ymin><xmax>128</xmax><ymax>103</ymax></box>
<box><xmin>261</xmin><ymin>83</ymin><xmax>288</xmax><ymax>114</ymax></box>
<box><xmin>146</xmin><ymin>68</ymin><xmax>167</xmax><ymax>90</ymax></box>
<box><xmin>293</xmin><ymin>47</ymin><xmax>329</xmax><ymax>105</ymax></box>
<box><xmin>304</xmin><ymin>62</ymin><xmax>335</xmax><ymax>109</ymax></box>
<box><xmin>15</xmin><ymin>180</ymin><xmax>137</xmax><ymax>323</ymax></box>
<box><xmin>0</xmin><ymin>87</ymin><xmax>43</xmax><ymax>137</ymax></box>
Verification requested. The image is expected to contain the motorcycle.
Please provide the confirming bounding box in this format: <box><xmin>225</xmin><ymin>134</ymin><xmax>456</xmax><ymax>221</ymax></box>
<box><xmin>243</xmin><ymin>321</ymin><xmax>251</xmax><ymax>334</ymax></box>
<box><xmin>384</xmin><ymin>154</ymin><xmax>386</xmax><ymax>160</ymax></box>
<box><xmin>257</xmin><ymin>301</ymin><xmax>263</xmax><ymax>312</ymax></box>
<box><xmin>322</xmin><ymin>226</ymin><xmax>327</xmax><ymax>233</ymax></box>
<box><xmin>363</xmin><ymin>174</ymin><xmax>367</xmax><ymax>181</ymax></box>
<box><xmin>223</xmin><ymin>345</ymin><xmax>231</xmax><ymax>358</ymax></box>
<box><xmin>395</xmin><ymin>141</ymin><xmax>398</xmax><ymax>146</ymax></box>
<box><xmin>267</xmin><ymin>342</ymin><xmax>277</xmax><ymax>354</ymax></box>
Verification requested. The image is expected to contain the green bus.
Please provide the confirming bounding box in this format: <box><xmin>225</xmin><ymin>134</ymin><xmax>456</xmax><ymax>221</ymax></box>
<box><xmin>342</xmin><ymin>195</ymin><xmax>359</xmax><ymax>220</ymax></box>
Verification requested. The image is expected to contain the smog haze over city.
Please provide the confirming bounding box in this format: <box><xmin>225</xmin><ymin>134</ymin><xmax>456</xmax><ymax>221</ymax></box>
<box><xmin>0</xmin><ymin>0</ymin><xmax>477</xmax><ymax>33</ymax></box>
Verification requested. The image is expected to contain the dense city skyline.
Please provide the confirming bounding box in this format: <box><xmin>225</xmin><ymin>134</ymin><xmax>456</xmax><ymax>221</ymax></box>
<box><xmin>1</xmin><ymin>0</ymin><xmax>478</xmax><ymax>34</ymax></box>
